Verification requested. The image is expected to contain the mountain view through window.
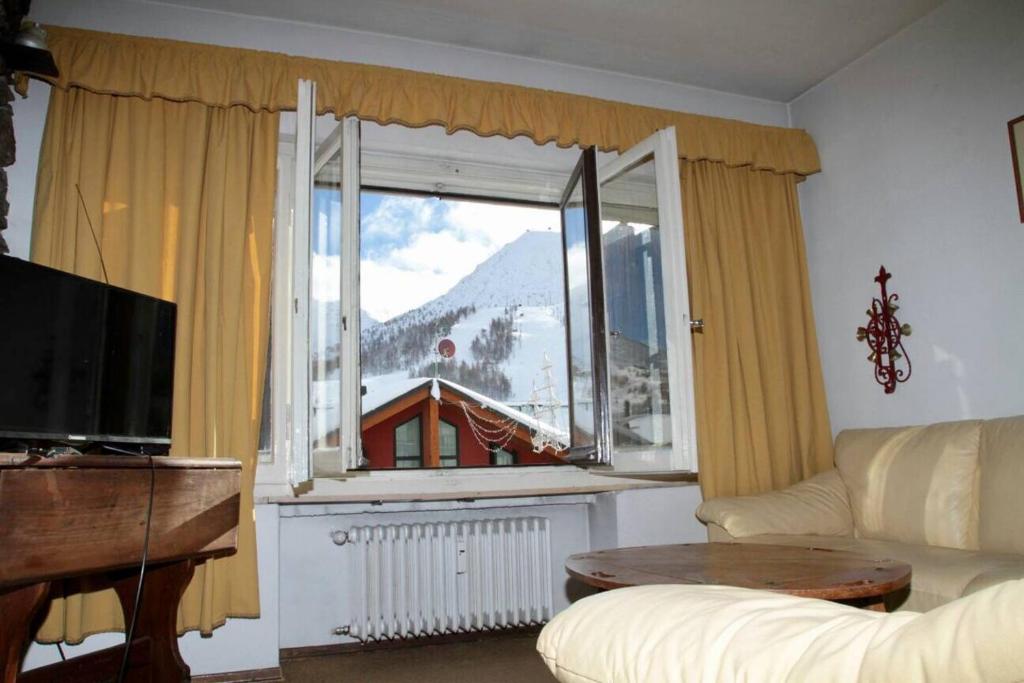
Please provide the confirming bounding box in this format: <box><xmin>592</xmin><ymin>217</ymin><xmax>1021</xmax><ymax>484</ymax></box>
<box><xmin>311</xmin><ymin>189</ymin><xmax>573</xmax><ymax>469</ymax></box>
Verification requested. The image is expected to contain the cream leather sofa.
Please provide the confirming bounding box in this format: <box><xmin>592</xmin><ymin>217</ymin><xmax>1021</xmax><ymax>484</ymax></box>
<box><xmin>537</xmin><ymin>580</ymin><xmax>1024</xmax><ymax>683</ymax></box>
<box><xmin>696</xmin><ymin>415</ymin><xmax>1024</xmax><ymax>611</ymax></box>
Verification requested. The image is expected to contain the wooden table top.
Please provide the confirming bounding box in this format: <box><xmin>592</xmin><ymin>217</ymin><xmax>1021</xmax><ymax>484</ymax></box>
<box><xmin>0</xmin><ymin>453</ymin><xmax>241</xmax><ymax>469</ymax></box>
<box><xmin>566</xmin><ymin>542</ymin><xmax>912</xmax><ymax>601</ymax></box>
<box><xmin>0</xmin><ymin>454</ymin><xmax>241</xmax><ymax>587</ymax></box>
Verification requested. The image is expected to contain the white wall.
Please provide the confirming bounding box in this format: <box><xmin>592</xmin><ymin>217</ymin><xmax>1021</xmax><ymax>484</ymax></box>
<box><xmin>791</xmin><ymin>0</ymin><xmax>1024</xmax><ymax>432</ymax></box>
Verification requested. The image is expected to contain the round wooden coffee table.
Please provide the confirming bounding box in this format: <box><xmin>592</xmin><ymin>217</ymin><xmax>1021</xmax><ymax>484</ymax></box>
<box><xmin>566</xmin><ymin>543</ymin><xmax>911</xmax><ymax>610</ymax></box>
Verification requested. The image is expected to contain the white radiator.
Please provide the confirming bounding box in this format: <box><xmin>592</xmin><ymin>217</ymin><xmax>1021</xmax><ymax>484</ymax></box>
<box><xmin>346</xmin><ymin>517</ymin><xmax>553</xmax><ymax>642</ymax></box>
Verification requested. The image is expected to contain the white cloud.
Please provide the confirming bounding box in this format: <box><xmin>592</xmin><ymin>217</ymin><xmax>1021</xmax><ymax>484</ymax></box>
<box><xmin>360</xmin><ymin>259</ymin><xmax>457</xmax><ymax>321</ymax></box>
<box><xmin>386</xmin><ymin>230</ymin><xmax>491</xmax><ymax>274</ymax></box>
<box><xmin>360</xmin><ymin>196</ymin><xmax>558</xmax><ymax>321</ymax></box>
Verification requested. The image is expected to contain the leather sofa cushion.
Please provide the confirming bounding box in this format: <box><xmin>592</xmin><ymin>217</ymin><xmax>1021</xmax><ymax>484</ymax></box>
<box><xmin>537</xmin><ymin>581</ymin><xmax>1024</xmax><ymax>683</ymax></box>
<box><xmin>696</xmin><ymin>469</ymin><xmax>853</xmax><ymax>538</ymax></box>
<box><xmin>736</xmin><ymin>534</ymin><xmax>1024</xmax><ymax>612</ymax></box>
<box><xmin>978</xmin><ymin>415</ymin><xmax>1024</xmax><ymax>554</ymax></box>
<box><xmin>835</xmin><ymin>419</ymin><xmax>981</xmax><ymax>550</ymax></box>
<box><xmin>539</xmin><ymin>584</ymin><xmax>918</xmax><ymax>683</ymax></box>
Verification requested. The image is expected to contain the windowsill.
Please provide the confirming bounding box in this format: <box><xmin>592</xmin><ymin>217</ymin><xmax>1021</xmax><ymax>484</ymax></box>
<box><xmin>254</xmin><ymin>465</ymin><xmax>697</xmax><ymax>505</ymax></box>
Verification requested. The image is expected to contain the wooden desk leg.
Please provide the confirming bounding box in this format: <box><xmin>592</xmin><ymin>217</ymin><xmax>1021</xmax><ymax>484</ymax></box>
<box><xmin>0</xmin><ymin>582</ymin><xmax>50</xmax><ymax>683</ymax></box>
<box><xmin>114</xmin><ymin>560</ymin><xmax>195</xmax><ymax>683</ymax></box>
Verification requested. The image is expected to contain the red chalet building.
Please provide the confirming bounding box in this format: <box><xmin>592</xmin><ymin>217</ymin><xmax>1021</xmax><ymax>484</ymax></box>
<box><xmin>360</xmin><ymin>377</ymin><xmax>566</xmax><ymax>469</ymax></box>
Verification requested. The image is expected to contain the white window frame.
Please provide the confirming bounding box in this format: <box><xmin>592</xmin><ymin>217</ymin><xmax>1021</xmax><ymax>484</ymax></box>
<box><xmin>256</xmin><ymin>87</ymin><xmax>698</xmax><ymax>499</ymax></box>
<box><xmin>595</xmin><ymin>127</ymin><xmax>699</xmax><ymax>472</ymax></box>
<box><xmin>312</xmin><ymin>117</ymin><xmax>364</xmax><ymax>476</ymax></box>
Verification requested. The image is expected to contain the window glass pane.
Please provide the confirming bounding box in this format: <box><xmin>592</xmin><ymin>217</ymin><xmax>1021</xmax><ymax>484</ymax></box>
<box><xmin>440</xmin><ymin>420</ymin><xmax>458</xmax><ymax>467</ymax></box>
<box><xmin>562</xmin><ymin>175</ymin><xmax>597</xmax><ymax>452</ymax></box>
<box><xmin>600</xmin><ymin>155</ymin><xmax>672</xmax><ymax>456</ymax></box>
<box><xmin>395</xmin><ymin>416</ymin><xmax>421</xmax><ymax>468</ymax></box>
<box><xmin>310</xmin><ymin>116</ymin><xmax>343</xmax><ymax>476</ymax></box>
<box><xmin>359</xmin><ymin>187</ymin><xmax>569</xmax><ymax>470</ymax></box>
<box><xmin>492</xmin><ymin>446</ymin><xmax>516</xmax><ymax>466</ymax></box>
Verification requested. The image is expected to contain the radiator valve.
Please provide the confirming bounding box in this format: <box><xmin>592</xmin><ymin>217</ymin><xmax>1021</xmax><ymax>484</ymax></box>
<box><xmin>333</xmin><ymin>626</ymin><xmax>350</xmax><ymax>636</ymax></box>
<box><xmin>331</xmin><ymin>530</ymin><xmax>349</xmax><ymax>546</ymax></box>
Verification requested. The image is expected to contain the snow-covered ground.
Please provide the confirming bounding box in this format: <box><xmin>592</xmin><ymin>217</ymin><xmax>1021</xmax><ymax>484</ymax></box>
<box><xmin>442</xmin><ymin>305</ymin><xmax>565</xmax><ymax>401</ymax></box>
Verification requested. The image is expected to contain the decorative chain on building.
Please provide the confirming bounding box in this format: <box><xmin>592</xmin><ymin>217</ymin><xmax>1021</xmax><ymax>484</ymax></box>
<box><xmin>452</xmin><ymin>399</ymin><xmax>519</xmax><ymax>452</ymax></box>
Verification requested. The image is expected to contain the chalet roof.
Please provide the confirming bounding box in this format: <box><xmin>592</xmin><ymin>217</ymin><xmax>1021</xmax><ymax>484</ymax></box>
<box><xmin>362</xmin><ymin>375</ymin><xmax>569</xmax><ymax>446</ymax></box>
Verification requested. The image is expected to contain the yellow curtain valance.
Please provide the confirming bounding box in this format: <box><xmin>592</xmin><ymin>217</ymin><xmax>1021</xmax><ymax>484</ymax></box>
<box><xmin>37</xmin><ymin>26</ymin><xmax>820</xmax><ymax>176</ymax></box>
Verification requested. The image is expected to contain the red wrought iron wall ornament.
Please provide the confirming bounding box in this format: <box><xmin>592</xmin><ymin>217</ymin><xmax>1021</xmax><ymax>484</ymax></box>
<box><xmin>856</xmin><ymin>266</ymin><xmax>912</xmax><ymax>394</ymax></box>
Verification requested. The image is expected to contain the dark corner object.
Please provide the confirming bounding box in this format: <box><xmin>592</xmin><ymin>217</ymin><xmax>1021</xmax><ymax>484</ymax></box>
<box><xmin>2</xmin><ymin>1</ymin><xmax>57</xmax><ymax>255</ymax></box>
<box><xmin>1009</xmin><ymin>115</ymin><xmax>1024</xmax><ymax>224</ymax></box>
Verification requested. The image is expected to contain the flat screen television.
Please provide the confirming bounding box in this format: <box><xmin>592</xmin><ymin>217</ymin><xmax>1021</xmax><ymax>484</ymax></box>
<box><xmin>0</xmin><ymin>256</ymin><xmax>176</xmax><ymax>453</ymax></box>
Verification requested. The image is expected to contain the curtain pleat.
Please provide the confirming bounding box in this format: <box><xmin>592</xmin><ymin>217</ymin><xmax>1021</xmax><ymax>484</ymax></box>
<box><xmin>681</xmin><ymin>160</ymin><xmax>834</xmax><ymax>499</ymax></box>
<box><xmin>32</xmin><ymin>26</ymin><xmax>821</xmax><ymax>177</ymax></box>
<box><xmin>30</xmin><ymin>86</ymin><xmax>276</xmax><ymax>642</ymax></box>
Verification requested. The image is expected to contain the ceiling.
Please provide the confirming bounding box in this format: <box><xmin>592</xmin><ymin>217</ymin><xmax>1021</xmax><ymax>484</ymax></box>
<box><xmin>153</xmin><ymin>0</ymin><xmax>943</xmax><ymax>101</ymax></box>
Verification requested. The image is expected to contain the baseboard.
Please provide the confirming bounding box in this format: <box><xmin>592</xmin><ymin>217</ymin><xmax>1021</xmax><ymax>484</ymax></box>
<box><xmin>280</xmin><ymin>625</ymin><xmax>544</xmax><ymax>660</ymax></box>
<box><xmin>192</xmin><ymin>665</ymin><xmax>284</xmax><ymax>683</ymax></box>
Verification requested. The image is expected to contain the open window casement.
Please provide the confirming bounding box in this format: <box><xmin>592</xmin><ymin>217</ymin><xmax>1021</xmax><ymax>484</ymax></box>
<box><xmin>560</xmin><ymin>127</ymin><xmax>698</xmax><ymax>473</ymax></box>
<box><xmin>285</xmin><ymin>79</ymin><xmax>363</xmax><ymax>491</ymax></box>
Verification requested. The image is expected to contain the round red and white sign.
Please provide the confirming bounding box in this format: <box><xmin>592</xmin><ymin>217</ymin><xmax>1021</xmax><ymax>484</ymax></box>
<box><xmin>437</xmin><ymin>338</ymin><xmax>456</xmax><ymax>358</ymax></box>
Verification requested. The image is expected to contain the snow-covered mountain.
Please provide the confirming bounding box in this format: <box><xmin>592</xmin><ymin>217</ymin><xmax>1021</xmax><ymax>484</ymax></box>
<box><xmin>361</xmin><ymin>309</ymin><xmax>378</xmax><ymax>330</ymax></box>
<box><xmin>360</xmin><ymin>229</ymin><xmax>569</xmax><ymax>411</ymax></box>
<box><xmin>388</xmin><ymin>229</ymin><xmax>564</xmax><ymax>325</ymax></box>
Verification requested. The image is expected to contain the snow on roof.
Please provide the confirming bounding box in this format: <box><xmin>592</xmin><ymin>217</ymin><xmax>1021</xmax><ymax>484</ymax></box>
<box><xmin>361</xmin><ymin>374</ymin><xmax>431</xmax><ymax>415</ymax></box>
<box><xmin>361</xmin><ymin>374</ymin><xmax>569</xmax><ymax>446</ymax></box>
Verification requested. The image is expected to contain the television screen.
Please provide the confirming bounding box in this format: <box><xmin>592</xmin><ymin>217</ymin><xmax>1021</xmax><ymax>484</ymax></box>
<box><xmin>0</xmin><ymin>256</ymin><xmax>176</xmax><ymax>449</ymax></box>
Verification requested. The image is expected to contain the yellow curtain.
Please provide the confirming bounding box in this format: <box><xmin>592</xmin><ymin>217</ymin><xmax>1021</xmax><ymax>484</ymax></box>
<box><xmin>681</xmin><ymin>160</ymin><xmax>834</xmax><ymax>499</ymax></box>
<box><xmin>30</xmin><ymin>86</ymin><xmax>276</xmax><ymax>642</ymax></box>
<box><xmin>32</xmin><ymin>26</ymin><xmax>821</xmax><ymax>177</ymax></box>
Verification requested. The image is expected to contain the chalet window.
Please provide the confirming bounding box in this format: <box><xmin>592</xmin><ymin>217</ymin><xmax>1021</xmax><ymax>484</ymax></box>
<box><xmin>394</xmin><ymin>416</ymin><xmax>422</xmax><ymax>469</ymax></box>
<box><xmin>265</xmin><ymin>78</ymin><xmax>698</xmax><ymax>492</ymax></box>
<box><xmin>439</xmin><ymin>419</ymin><xmax>459</xmax><ymax>468</ymax></box>
<box><xmin>490</xmin><ymin>444</ymin><xmax>516</xmax><ymax>467</ymax></box>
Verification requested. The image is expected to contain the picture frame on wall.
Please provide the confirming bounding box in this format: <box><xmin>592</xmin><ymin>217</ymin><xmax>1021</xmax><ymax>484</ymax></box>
<box><xmin>1010</xmin><ymin>115</ymin><xmax>1024</xmax><ymax>223</ymax></box>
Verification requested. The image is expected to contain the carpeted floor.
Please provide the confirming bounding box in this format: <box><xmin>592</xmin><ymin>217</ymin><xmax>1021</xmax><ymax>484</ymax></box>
<box><xmin>281</xmin><ymin>632</ymin><xmax>557</xmax><ymax>682</ymax></box>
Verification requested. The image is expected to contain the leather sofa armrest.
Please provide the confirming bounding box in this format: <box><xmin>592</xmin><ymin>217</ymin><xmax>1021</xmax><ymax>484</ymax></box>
<box><xmin>696</xmin><ymin>469</ymin><xmax>853</xmax><ymax>539</ymax></box>
<box><xmin>705</xmin><ymin>522</ymin><xmax>735</xmax><ymax>542</ymax></box>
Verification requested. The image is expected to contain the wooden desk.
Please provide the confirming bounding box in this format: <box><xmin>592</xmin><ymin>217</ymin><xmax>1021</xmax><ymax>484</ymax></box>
<box><xmin>566</xmin><ymin>542</ymin><xmax>912</xmax><ymax>610</ymax></box>
<box><xmin>0</xmin><ymin>454</ymin><xmax>241</xmax><ymax>682</ymax></box>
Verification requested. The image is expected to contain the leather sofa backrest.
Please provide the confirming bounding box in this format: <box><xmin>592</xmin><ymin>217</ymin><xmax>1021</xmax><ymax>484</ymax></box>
<box><xmin>835</xmin><ymin>419</ymin><xmax>982</xmax><ymax>550</ymax></box>
<box><xmin>978</xmin><ymin>415</ymin><xmax>1024</xmax><ymax>554</ymax></box>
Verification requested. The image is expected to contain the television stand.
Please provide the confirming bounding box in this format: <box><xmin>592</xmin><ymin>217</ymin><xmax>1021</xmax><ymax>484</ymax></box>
<box><xmin>0</xmin><ymin>454</ymin><xmax>241</xmax><ymax>682</ymax></box>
